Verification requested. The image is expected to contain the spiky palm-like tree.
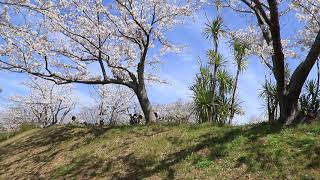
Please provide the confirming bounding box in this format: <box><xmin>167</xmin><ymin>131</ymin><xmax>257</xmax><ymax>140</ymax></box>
<box><xmin>203</xmin><ymin>17</ymin><xmax>225</xmax><ymax>98</ymax></box>
<box><xmin>298</xmin><ymin>59</ymin><xmax>320</xmax><ymax>122</ymax></box>
<box><xmin>190</xmin><ymin>66</ymin><xmax>214</xmax><ymax>123</ymax></box>
<box><xmin>229</xmin><ymin>40</ymin><xmax>248</xmax><ymax>124</ymax></box>
<box><xmin>203</xmin><ymin>16</ymin><xmax>224</xmax><ymax>54</ymax></box>
<box><xmin>300</xmin><ymin>80</ymin><xmax>320</xmax><ymax>116</ymax></box>
<box><xmin>259</xmin><ymin>77</ymin><xmax>278</xmax><ymax>123</ymax></box>
<box><xmin>216</xmin><ymin>70</ymin><xmax>234</xmax><ymax>124</ymax></box>
<box><xmin>217</xmin><ymin>70</ymin><xmax>233</xmax><ymax>97</ymax></box>
<box><xmin>191</xmin><ymin>64</ymin><xmax>243</xmax><ymax>124</ymax></box>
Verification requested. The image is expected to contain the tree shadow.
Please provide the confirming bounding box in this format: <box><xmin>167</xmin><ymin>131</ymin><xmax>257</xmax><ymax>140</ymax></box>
<box><xmin>2</xmin><ymin>122</ymin><xmax>317</xmax><ymax>179</ymax></box>
<box><xmin>0</xmin><ymin>125</ymin><xmax>113</xmax><ymax>177</ymax></box>
<box><xmin>107</xmin><ymin>122</ymin><xmax>283</xmax><ymax>179</ymax></box>
<box><xmin>50</xmin><ymin>153</ymin><xmax>106</xmax><ymax>178</ymax></box>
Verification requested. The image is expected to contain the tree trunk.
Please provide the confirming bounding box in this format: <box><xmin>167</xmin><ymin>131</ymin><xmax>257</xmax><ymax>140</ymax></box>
<box><xmin>135</xmin><ymin>84</ymin><xmax>156</xmax><ymax>124</ymax></box>
<box><xmin>229</xmin><ymin>69</ymin><xmax>240</xmax><ymax>124</ymax></box>
<box><xmin>283</xmin><ymin>94</ymin><xmax>301</xmax><ymax>125</ymax></box>
<box><xmin>283</xmin><ymin>31</ymin><xmax>320</xmax><ymax>125</ymax></box>
<box><xmin>211</xmin><ymin>40</ymin><xmax>219</xmax><ymax>93</ymax></box>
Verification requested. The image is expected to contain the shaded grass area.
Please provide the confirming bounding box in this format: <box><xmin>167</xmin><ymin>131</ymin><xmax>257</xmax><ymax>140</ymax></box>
<box><xmin>0</xmin><ymin>122</ymin><xmax>320</xmax><ymax>179</ymax></box>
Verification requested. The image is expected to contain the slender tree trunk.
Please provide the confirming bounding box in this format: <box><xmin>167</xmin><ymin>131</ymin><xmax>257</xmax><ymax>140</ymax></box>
<box><xmin>229</xmin><ymin>69</ymin><xmax>240</xmax><ymax>124</ymax></box>
<box><xmin>135</xmin><ymin>83</ymin><xmax>156</xmax><ymax>124</ymax></box>
<box><xmin>212</xmin><ymin>62</ymin><xmax>218</xmax><ymax>93</ymax></box>
<box><xmin>211</xmin><ymin>64</ymin><xmax>218</xmax><ymax>123</ymax></box>
<box><xmin>210</xmin><ymin>40</ymin><xmax>219</xmax><ymax>123</ymax></box>
<box><xmin>211</xmin><ymin>41</ymin><xmax>219</xmax><ymax>93</ymax></box>
<box><xmin>316</xmin><ymin>59</ymin><xmax>320</xmax><ymax>99</ymax></box>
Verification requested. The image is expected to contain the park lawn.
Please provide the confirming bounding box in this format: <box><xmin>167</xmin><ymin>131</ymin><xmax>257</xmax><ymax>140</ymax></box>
<box><xmin>0</xmin><ymin>121</ymin><xmax>319</xmax><ymax>179</ymax></box>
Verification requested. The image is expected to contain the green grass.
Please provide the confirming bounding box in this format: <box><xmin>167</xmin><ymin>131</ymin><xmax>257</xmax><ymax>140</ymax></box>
<box><xmin>0</xmin><ymin>122</ymin><xmax>320</xmax><ymax>179</ymax></box>
<box><xmin>0</xmin><ymin>123</ymin><xmax>37</xmax><ymax>142</ymax></box>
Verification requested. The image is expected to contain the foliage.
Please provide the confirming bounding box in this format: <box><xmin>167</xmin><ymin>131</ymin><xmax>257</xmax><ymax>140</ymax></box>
<box><xmin>300</xmin><ymin>80</ymin><xmax>320</xmax><ymax>116</ymax></box>
<box><xmin>191</xmin><ymin>65</ymin><xmax>242</xmax><ymax>124</ymax></box>
<box><xmin>191</xmin><ymin>15</ymin><xmax>245</xmax><ymax>125</ymax></box>
<box><xmin>232</xmin><ymin>40</ymin><xmax>248</xmax><ymax>72</ymax></box>
<box><xmin>259</xmin><ymin>77</ymin><xmax>279</xmax><ymax>122</ymax></box>
<box><xmin>190</xmin><ymin>66</ymin><xmax>215</xmax><ymax>123</ymax></box>
<box><xmin>205</xmin><ymin>0</ymin><xmax>320</xmax><ymax>124</ymax></box>
<box><xmin>203</xmin><ymin>16</ymin><xmax>225</xmax><ymax>49</ymax></box>
<box><xmin>215</xmin><ymin>70</ymin><xmax>234</xmax><ymax>124</ymax></box>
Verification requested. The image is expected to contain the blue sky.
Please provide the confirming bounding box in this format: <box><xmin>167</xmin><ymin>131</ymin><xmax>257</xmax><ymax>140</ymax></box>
<box><xmin>0</xmin><ymin>3</ymin><xmax>318</xmax><ymax>124</ymax></box>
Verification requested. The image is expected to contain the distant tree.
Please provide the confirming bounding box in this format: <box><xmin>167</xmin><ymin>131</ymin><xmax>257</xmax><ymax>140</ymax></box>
<box><xmin>9</xmin><ymin>78</ymin><xmax>77</xmax><ymax>127</ymax></box>
<box><xmin>155</xmin><ymin>100</ymin><xmax>195</xmax><ymax>124</ymax></box>
<box><xmin>77</xmin><ymin>106</ymin><xmax>99</xmax><ymax>125</ymax></box>
<box><xmin>0</xmin><ymin>106</ymin><xmax>31</xmax><ymax>130</ymax></box>
<box><xmin>91</xmin><ymin>85</ymin><xmax>137</xmax><ymax>125</ymax></box>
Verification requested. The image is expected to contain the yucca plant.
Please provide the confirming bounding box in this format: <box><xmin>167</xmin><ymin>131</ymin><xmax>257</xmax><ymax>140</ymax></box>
<box><xmin>216</xmin><ymin>70</ymin><xmax>233</xmax><ymax>98</ymax></box>
<box><xmin>300</xmin><ymin>80</ymin><xmax>320</xmax><ymax>116</ymax></box>
<box><xmin>203</xmin><ymin>17</ymin><xmax>225</xmax><ymax>101</ymax></box>
<box><xmin>190</xmin><ymin>66</ymin><xmax>215</xmax><ymax>123</ymax></box>
<box><xmin>214</xmin><ymin>97</ymin><xmax>229</xmax><ymax>125</ymax></box>
<box><xmin>193</xmin><ymin>16</ymin><xmax>243</xmax><ymax>125</ymax></box>
<box><xmin>191</xmin><ymin>64</ymin><xmax>241</xmax><ymax>125</ymax></box>
<box><xmin>207</xmin><ymin>51</ymin><xmax>225</xmax><ymax>88</ymax></box>
<box><xmin>203</xmin><ymin>16</ymin><xmax>224</xmax><ymax>54</ymax></box>
<box><xmin>229</xmin><ymin>40</ymin><xmax>248</xmax><ymax>124</ymax></box>
<box><xmin>299</xmin><ymin>59</ymin><xmax>320</xmax><ymax>120</ymax></box>
<box><xmin>259</xmin><ymin>78</ymin><xmax>278</xmax><ymax>122</ymax></box>
<box><xmin>216</xmin><ymin>70</ymin><xmax>234</xmax><ymax>124</ymax></box>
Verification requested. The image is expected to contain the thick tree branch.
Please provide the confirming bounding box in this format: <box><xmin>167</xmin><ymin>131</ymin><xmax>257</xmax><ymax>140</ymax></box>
<box><xmin>289</xmin><ymin>30</ymin><xmax>320</xmax><ymax>96</ymax></box>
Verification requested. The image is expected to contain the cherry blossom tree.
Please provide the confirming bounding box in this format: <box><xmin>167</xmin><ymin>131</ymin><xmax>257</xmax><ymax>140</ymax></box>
<box><xmin>206</xmin><ymin>0</ymin><xmax>320</xmax><ymax>124</ymax></box>
<box><xmin>155</xmin><ymin>100</ymin><xmax>196</xmax><ymax>123</ymax></box>
<box><xmin>77</xmin><ymin>106</ymin><xmax>98</xmax><ymax>125</ymax></box>
<box><xmin>0</xmin><ymin>105</ymin><xmax>32</xmax><ymax>130</ymax></box>
<box><xmin>9</xmin><ymin>78</ymin><xmax>77</xmax><ymax>127</ymax></box>
<box><xmin>0</xmin><ymin>0</ymin><xmax>197</xmax><ymax>123</ymax></box>
<box><xmin>91</xmin><ymin>85</ymin><xmax>137</xmax><ymax>125</ymax></box>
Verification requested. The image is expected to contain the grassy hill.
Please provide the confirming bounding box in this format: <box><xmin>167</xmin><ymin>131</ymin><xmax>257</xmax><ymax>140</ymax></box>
<box><xmin>0</xmin><ymin>122</ymin><xmax>320</xmax><ymax>179</ymax></box>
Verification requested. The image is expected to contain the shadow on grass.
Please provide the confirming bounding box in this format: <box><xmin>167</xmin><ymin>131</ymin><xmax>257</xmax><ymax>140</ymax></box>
<box><xmin>0</xmin><ymin>125</ymin><xmax>113</xmax><ymax>177</ymax></box>
<box><xmin>45</xmin><ymin>123</ymin><xmax>284</xmax><ymax>179</ymax></box>
<box><xmin>51</xmin><ymin>153</ymin><xmax>107</xmax><ymax>179</ymax></box>
<box><xmin>106</xmin><ymin>122</ymin><xmax>284</xmax><ymax>179</ymax></box>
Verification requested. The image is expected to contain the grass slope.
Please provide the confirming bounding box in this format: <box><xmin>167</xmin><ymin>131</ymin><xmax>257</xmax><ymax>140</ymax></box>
<box><xmin>0</xmin><ymin>122</ymin><xmax>320</xmax><ymax>179</ymax></box>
